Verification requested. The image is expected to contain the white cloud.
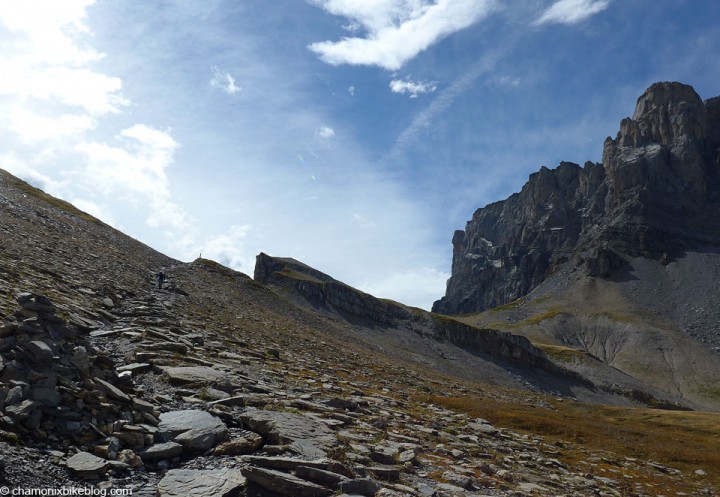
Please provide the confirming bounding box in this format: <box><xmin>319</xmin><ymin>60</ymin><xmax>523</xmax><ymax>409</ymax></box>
<box><xmin>359</xmin><ymin>267</ymin><xmax>449</xmax><ymax>310</ymax></box>
<box><xmin>308</xmin><ymin>0</ymin><xmax>499</xmax><ymax>70</ymax></box>
<box><xmin>390</xmin><ymin>78</ymin><xmax>437</xmax><ymax>98</ymax></box>
<box><xmin>317</xmin><ymin>125</ymin><xmax>335</xmax><ymax>139</ymax></box>
<box><xmin>348</xmin><ymin>86</ymin><xmax>355</xmax><ymax>96</ymax></box>
<box><xmin>2</xmin><ymin>108</ymin><xmax>96</xmax><ymax>144</ymax></box>
<box><xmin>210</xmin><ymin>66</ymin><xmax>242</xmax><ymax>94</ymax></box>
<box><xmin>74</xmin><ymin>124</ymin><xmax>190</xmax><ymax>229</ymax></box>
<box><xmin>197</xmin><ymin>225</ymin><xmax>255</xmax><ymax>273</ymax></box>
<box><xmin>0</xmin><ymin>0</ymin><xmax>101</xmax><ymax>66</ymax></box>
<box><xmin>0</xmin><ymin>2</ymin><xmax>129</xmax><ymax>120</ymax></box>
<box><xmin>534</xmin><ymin>0</ymin><xmax>610</xmax><ymax>25</ymax></box>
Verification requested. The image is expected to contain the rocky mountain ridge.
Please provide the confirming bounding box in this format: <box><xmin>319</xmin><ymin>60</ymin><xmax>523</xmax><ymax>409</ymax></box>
<box><xmin>254</xmin><ymin>253</ymin><xmax>578</xmax><ymax>381</ymax></box>
<box><xmin>433</xmin><ymin>82</ymin><xmax>720</xmax><ymax>316</ymax></box>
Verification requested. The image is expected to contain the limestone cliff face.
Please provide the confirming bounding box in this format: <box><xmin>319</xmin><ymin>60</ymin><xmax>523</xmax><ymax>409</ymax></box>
<box><xmin>254</xmin><ymin>252</ymin><xmax>411</xmax><ymax>326</ymax></box>
<box><xmin>434</xmin><ymin>82</ymin><xmax>720</xmax><ymax>315</ymax></box>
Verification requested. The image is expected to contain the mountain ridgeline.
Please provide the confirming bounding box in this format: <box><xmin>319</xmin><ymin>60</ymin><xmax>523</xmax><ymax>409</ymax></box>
<box><xmin>433</xmin><ymin>82</ymin><xmax>720</xmax><ymax>315</ymax></box>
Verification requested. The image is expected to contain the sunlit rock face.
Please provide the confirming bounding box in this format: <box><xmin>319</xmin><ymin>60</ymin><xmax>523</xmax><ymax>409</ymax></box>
<box><xmin>434</xmin><ymin>82</ymin><xmax>720</xmax><ymax>315</ymax></box>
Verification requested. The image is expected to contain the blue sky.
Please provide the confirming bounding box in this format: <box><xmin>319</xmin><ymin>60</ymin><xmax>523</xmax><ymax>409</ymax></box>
<box><xmin>1</xmin><ymin>0</ymin><xmax>719</xmax><ymax>310</ymax></box>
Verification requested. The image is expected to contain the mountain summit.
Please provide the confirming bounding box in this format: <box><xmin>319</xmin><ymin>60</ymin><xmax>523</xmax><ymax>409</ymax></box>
<box><xmin>433</xmin><ymin>82</ymin><xmax>720</xmax><ymax>316</ymax></box>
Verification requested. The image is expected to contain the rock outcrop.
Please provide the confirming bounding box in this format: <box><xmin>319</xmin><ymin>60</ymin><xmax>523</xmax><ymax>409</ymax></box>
<box><xmin>255</xmin><ymin>253</ymin><xmax>581</xmax><ymax>381</ymax></box>
<box><xmin>255</xmin><ymin>253</ymin><xmax>410</xmax><ymax>326</ymax></box>
<box><xmin>434</xmin><ymin>82</ymin><xmax>720</xmax><ymax>314</ymax></box>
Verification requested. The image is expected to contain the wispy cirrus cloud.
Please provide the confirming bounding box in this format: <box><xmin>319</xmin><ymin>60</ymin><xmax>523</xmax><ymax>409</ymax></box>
<box><xmin>317</xmin><ymin>125</ymin><xmax>335</xmax><ymax>139</ymax></box>
<box><xmin>390</xmin><ymin>78</ymin><xmax>437</xmax><ymax>98</ymax></box>
<box><xmin>534</xmin><ymin>0</ymin><xmax>611</xmax><ymax>25</ymax></box>
<box><xmin>307</xmin><ymin>0</ymin><xmax>499</xmax><ymax>70</ymax></box>
<box><xmin>210</xmin><ymin>66</ymin><xmax>241</xmax><ymax>94</ymax></box>
<box><xmin>387</xmin><ymin>47</ymin><xmax>503</xmax><ymax>163</ymax></box>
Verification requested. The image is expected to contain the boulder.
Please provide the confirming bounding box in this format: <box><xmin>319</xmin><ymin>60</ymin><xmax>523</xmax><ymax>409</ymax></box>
<box><xmin>339</xmin><ymin>478</ymin><xmax>382</xmax><ymax>496</ymax></box>
<box><xmin>159</xmin><ymin>409</ymin><xmax>228</xmax><ymax>451</ymax></box>
<box><xmin>239</xmin><ymin>408</ymin><xmax>339</xmax><ymax>459</ymax></box>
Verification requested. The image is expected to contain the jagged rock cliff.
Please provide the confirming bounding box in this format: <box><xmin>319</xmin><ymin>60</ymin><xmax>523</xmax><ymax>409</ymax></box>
<box><xmin>434</xmin><ymin>82</ymin><xmax>720</xmax><ymax>315</ymax></box>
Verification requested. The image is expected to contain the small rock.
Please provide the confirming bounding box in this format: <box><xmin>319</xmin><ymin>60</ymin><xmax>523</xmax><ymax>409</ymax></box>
<box><xmin>117</xmin><ymin>449</ymin><xmax>143</xmax><ymax>468</ymax></box>
<box><xmin>339</xmin><ymin>478</ymin><xmax>382</xmax><ymax>496</ymax></box>
<box><xmin>94</xmin><ymin>377</ymin><xmax>131</xmax><ymax>403</ymax></box>
<box><xmin>212</xmin><ymin>431</ymin><xmax>263</xmax><ymax>456</ymax></box>
<box><xmin>23</xmin><ymin>340</ymin><xmax>54</xmax><ymax>365</ymax></box>
<box><xmin>139</xmin><ymin>441</ymin><xmax>183</xmax><ymax>461</ymax></box>
<box><xmin>5</xmin><ymin>400</ymin><xmax>38</xmax><ymax>420</ymax></box>
<box><xmin>5</xmin><ymin>385</ymin><xmax>25</xmax><ymax>406</ymax></box>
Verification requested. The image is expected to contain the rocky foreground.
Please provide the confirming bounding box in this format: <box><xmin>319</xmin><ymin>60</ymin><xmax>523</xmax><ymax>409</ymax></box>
<box><xmin>0</xmin><ymin>283</ymin><xmax>715</xmax><ymax>497</ymax></box>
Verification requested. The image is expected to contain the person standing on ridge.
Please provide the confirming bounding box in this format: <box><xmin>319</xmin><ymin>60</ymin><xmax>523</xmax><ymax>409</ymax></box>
<box><xmin>156</xmin><ymin>271</ymin><xmax>166</xmax><ymax>289</ymax></box>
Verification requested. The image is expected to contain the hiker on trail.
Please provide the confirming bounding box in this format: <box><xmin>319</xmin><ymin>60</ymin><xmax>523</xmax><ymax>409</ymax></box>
<box><xmin>156</xmin><ymin>271</ymin><xmax>166</xmax><ymax>289</ymax></box>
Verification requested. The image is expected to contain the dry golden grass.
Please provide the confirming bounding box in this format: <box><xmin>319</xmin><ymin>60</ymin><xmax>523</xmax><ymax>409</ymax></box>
<box><xmin>534</xmin><ymin>343</ymin><xmax>591</xmax><ymax>363</ymax></box>
<box><xmin>425</xmin><ymin>394</ymin><xmax>720</xmax><ymax>493</ymax></box>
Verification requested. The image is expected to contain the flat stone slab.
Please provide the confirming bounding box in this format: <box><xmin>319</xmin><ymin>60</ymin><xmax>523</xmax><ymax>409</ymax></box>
<box><xmin>158</xmin><ymin>366</ymin><xmax>230</xmax><ymax>385</ymax></box>
<box><xmin>139</xmin><ymin>441</ymin><xmax>183</xmax><ymax>461</ymax></box>
<box><xmin>94</xmin><ymin>377</ymin><xmax>131</xmax><ymax>402</ymax></box>
<box><xmin>116</xmin><ymin>362</ymin><xmax>152</xmax><ymax>375</ymax></box>
<box><xmin>239</xmin><ymin>456</ymin><xmax>346</xmax><ymax>474</ymax></box>
<box><xmin>242</xmin><ymin>466</ymin><xmax>332</xmax><ymax>497</ymax></box>
<box><xmin>159</xmin><ymin>409</ymin><xmax>228</xmax><ymax>451</ymax></box>
<box><xmin>157</xmin><ymin>468</ymin><xmax>246</xmax><ymax>497</ymax></box>
<box><xmin>66</xmin><ymin>452</ymin><xmax>108</xmax><ymax>479</ymax></box>
<box><xmin>90</xmin><ymin>329</ymin><xmax>125</xmax><ymax>338</ymax></box>
<box><xmin>467</xmin><ymin>420</ymin><xmax>499</xmax><ymax>435</ymax></box>
<box><xmin>296</xmin><ymin>465</ymin><xmax>349</xmax><ymax>487</ymax></box>
<box><xmin>240</xmin><ymin>408</ymin><xmax>339</xmax><ymax>459</ymax></box>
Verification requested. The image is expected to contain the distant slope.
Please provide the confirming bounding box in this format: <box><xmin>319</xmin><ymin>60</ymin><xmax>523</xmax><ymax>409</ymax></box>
<box><xmin>253</xmin><ymin>252</ymin><xmax>705</xmax><ymax>409</ymax></box>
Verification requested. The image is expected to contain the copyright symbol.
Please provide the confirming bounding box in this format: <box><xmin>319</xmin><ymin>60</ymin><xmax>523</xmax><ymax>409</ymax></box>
<box><xmin>0</xmin><ymin>486</ymin><xmax>10</xmax><ymax>496</ymax></box>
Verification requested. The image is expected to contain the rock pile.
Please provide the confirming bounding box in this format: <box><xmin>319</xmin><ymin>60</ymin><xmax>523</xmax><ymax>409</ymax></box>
<box><xmin>0</xmin><ymin>292</ymin><xmax>145</xmax><ymax>446</ymax></box>
<box><xmin>0</xmin><ymin>292</ymin><xmax>236</xmax><ymax>482</ymax></box>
